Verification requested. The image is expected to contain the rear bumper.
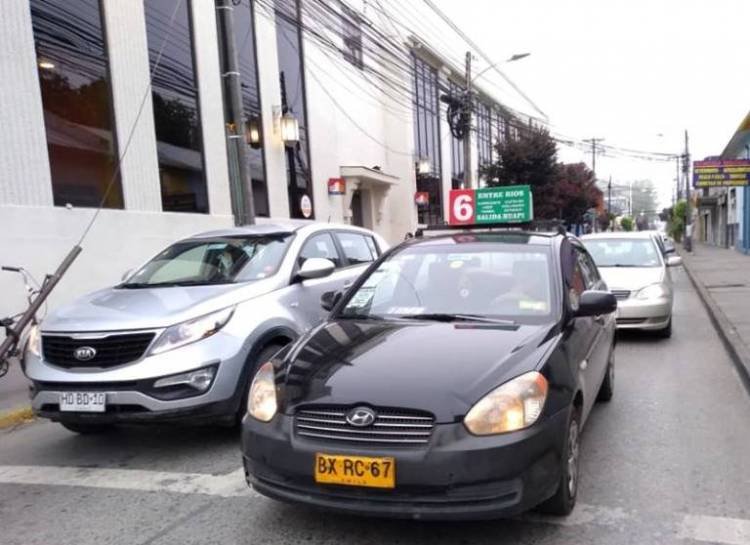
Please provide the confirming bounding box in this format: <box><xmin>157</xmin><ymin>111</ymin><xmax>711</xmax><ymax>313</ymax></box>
<box><xmin>615</xmin><ymin>296</ymin><xmax>671</xmax><ymax>330</ymax></box>
<box><xmin>241</xmin><ymin>408</ymin><xmax>570</xmax><ymax>520</ymax></box>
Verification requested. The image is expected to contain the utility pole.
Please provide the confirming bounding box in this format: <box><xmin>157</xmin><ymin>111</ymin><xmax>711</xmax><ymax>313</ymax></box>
<box><xmin>607</xmin><ymin>176</ymin><xmax>612</xmax><ymax>231</ymax></box>
<box><xmin>583</xmin><ymin>138</ymin><xmax>604</xmax><ymax>179</ymax></box>
<box><xmin>674</xmin><ymin>155</ymin><xmax>681</xmax><ymax>203</ymax></box>
<box><xmin>683</xmin><ymin>130</ymin><xmax>692</xmax><ymax>252</ymax></box>
<box><xmin>463</xmin><ymin>51</ymin><xmax>472</xmax><ymax>189</ymax></box>
<box><xmin>216</xmin><ymin>0</ymin><xmax>255</xmax><ymax>225</ymax></box>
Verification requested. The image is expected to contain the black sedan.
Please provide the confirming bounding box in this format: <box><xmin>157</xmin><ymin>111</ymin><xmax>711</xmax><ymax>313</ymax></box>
<box><xmin>241</xmin><ymin>229</ymin><xmax>617</xmax><ymax>519</ymax></box>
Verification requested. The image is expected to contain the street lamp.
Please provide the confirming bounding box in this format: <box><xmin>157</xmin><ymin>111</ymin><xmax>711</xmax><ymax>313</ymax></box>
<box><xmin>280</xmin><ymin>113</ymin><xmax>299</xmax><ymax>146</ymax></box>
<box><xmin>472</xmin><ymin>52</ymin><xmax>531</xmax><ymax>83</ymax></box>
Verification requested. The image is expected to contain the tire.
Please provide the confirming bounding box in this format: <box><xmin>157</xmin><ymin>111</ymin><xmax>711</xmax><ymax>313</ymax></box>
<box><xmin>538</xmin><ymin>409</ymin><xmax>581</xmax><ymax>516</ymax></box>
<box><xmin>596</xmin><ymin>351</ymin><xmax>614</xmax><ymax>402</ymax></box>
<box><xmin>60</xmin><ymin>422</ymin><xmax>114</xmax><ymax>435</ymax></box>
<box><xmin>234</xmin><ymin>343</ymin><xmax>286</xmax><ymax>426</ymax></box>
<box><xmin>656</xmin><ymin>318</ymin><xmax>672</xmax><ymax>339</ymax></box>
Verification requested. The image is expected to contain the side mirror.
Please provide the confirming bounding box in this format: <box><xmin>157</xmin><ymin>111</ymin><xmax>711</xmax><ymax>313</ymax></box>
<box><xmin>296</xmin><ymin>258</ymin><xmax>335</xmax><ymax>282</ymax></box>
<box><xmin>121</xmin><ymin>268</ymin><xmax>133</xmax><ymax>281</ymax></box>
<box><xmin>577</xmin><ymin>290</ymin><xmax>617</xmax><ymax>317</ymax></box>
<box><xmin>321</xmin><ymin>290</ymin><xmax>343</xmax><ymax>311</ymax></box>
<box><xmin>666</xmin><ymin>255</ymin><xmax>682</xmax><ymax>267</ymax></box>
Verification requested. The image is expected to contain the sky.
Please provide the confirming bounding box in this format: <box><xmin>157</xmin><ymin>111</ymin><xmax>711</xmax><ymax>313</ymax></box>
<box><xmin>426</xmin><ymin>0</ymin><xmax>750</xmax><ymax>209</ymax></box>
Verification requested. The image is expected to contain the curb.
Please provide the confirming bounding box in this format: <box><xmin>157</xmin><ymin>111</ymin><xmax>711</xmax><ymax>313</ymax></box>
<box><xmin>679</xmin><ymin>248</ymin><xmax>750</xmax><ymax>392</ymax></box>
<box><xmin>0</xmin><ymin>405</ymin><xmax>34</xmax><ymax>430</ymax></box>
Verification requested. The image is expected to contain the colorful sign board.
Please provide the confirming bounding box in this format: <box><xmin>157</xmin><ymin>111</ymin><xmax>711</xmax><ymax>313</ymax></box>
<box><xmin>693</xmin><ymin>159</ymin><xmax>750</xmax><ymax>188</ymax></box>
<box><xmin>448</xmin><ymin>185</ymin><xmax>533</xmax><ymax>225</ymax></box>
<box><xmin>414</xmin><ymin>192</ymin><xmax>430</xmax><ymax>207</ymax></box>
<box><xmin>327</xmin><ymin>178</ymin><xmax>345</xmax><ymax>195</ymax></box>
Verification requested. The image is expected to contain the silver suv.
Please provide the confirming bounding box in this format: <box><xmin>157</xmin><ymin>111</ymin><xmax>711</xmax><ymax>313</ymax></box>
<box><xmin>23</xmin><ymin>222</ymin><xmax>387</xmax><ymax>433</ymax></box>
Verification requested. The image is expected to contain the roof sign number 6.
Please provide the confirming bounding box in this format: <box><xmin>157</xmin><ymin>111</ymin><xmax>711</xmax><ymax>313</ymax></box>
<box><xmin>449</xmin><ymin>189</ymin><xmax>475</xmax><ymax>224</ymax></box>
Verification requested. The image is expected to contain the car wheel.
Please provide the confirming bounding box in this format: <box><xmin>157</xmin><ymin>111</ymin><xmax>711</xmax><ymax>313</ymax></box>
<box><xmin>234</xmin><ymin>343</ymin><xmax>286</xmax><ymax>426</ymax></box>
<box><xmin>60</xmin><ymin>422</ymin><xmax>114</xmax><ymax>435</ymax></box>
<box><xmin>656</xmin><ymin>318</ymin><xmax>672</xmax><ymax>339</ymax></box>
<box><xmin>596</xmin><ymin>351</ymin><xmax>614</xmax><ymax>402</ymax></box>
<box><xmin>538</xmin><ymin>409</ymin><xmax>581</xmax><ymax>516</ymax></box>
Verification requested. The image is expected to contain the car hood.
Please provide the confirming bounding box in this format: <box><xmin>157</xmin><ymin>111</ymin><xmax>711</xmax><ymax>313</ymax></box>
<box><xmin>41</xmin><ymin>279</ymin><xmax>280</xmax><ymax>332</ymax></box>
<box><xmin>279</xmin><ymin>319</ymin><xmax>557</xmax><ymax>423</ymax></box>
<box><xmin>598</xmin><ymin>266</ymin><xmax>665</xmax><ymax>291</ymax></box>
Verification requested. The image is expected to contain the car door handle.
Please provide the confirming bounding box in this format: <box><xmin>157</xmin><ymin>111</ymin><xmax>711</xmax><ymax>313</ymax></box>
<box><xmin>343</xmin><ymin>281</ymin><xmax>353</xmax><ymax>289</ymax></box>
<box><xmin>594</xmin><ymin>315</ymin><xmax>605</xmax><ymax>325</ymax></box>
<box><xmin>580</xmin><ymin>359</ymin><xmax>588</xmax><ymax>371</ymax></box>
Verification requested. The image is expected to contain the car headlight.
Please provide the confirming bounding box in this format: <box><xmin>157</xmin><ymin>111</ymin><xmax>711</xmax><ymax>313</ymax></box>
<box><xmin>26</xmin><ymin>325</ymin><xmax>41</xmax><ymax>358</ymax></box>
<box><xmin>247</xmin><ymin>361</ymin><xmax>277</xmax><ymax>422</ymax></box>
<box><xmin>635</xmin><ymin>283</ymin><xmax>668</xmax><ymax>300</ymax></box>
<box><xmin>464</xmin><ymin>371</ymin><xmax>548</xmax><ymax>435</ymax></box>
<box><xmin>149</xmin><ymin>307</ymin><xmax>234</xmax><ymax>355</ymax></box>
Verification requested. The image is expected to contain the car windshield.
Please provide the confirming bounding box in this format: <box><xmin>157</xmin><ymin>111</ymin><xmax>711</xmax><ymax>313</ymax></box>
<box><xmin>338</xmin><ymin>240</ymin><xmax>555</xmax><ymax>323</ymax></box>
<box><xmin>584</xmin><ymin>238</ymin><xmax>661</xmax><ymax>268</ymax></box>
<box><xmin>121</xmin><ymin>235</ymin><xmax>292</xmax><ymax>288</ymax></box>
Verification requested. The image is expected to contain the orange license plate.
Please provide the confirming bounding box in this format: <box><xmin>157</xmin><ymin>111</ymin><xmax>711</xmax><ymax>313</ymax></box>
<box><xmin>314</xmin><ymin>453</ymin><xmax>395</xmax><ymax>488</ymax></box>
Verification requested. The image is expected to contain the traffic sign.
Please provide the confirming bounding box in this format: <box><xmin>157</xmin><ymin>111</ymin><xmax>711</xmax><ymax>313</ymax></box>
<box><xmin>448</xmin><ymin>186</ymin><xmax>533</xmax><ymax>225</ymax></box>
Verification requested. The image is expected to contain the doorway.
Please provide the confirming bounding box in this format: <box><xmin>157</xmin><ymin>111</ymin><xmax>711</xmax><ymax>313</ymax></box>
<box><xmin>350</xmin><ymin>189</ymin><xmax>364</xmax><ymax>227</ymax></box>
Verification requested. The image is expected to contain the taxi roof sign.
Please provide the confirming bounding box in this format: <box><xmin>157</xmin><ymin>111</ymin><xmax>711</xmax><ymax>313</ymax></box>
<box><xmin>448</xmin><ymin>186</ymin><xmax>533</xmax><ymax>225</ymax></box>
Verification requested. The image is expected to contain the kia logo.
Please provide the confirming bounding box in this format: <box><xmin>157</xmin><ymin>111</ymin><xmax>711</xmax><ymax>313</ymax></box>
<box><xmin>73</xmin><ymin>346</ymin><xmax>97</xmax><ymax>361</ymax></box>
<box><xmin>346</xmin><ymin>406</ymin><xmax>376</xmax><ymax>428</ymax></box>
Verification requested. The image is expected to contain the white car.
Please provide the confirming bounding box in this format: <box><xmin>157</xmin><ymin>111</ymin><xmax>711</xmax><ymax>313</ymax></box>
<box><xmin>581</xmin><ymin>232</ymin><xmax>682</xmax><ymax>337</ymax></box>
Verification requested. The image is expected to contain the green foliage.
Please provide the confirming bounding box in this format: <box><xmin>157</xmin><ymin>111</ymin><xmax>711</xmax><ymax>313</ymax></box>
<box><xmin>482</xmin><ymin>126</ymin><xmax>601</xmax><ymax>222</ymax></box>
<box><xmin>670</xmin><ymin>200</ymin><xmax>687</xmax><ymax>241</ymax></box>
<box><xmin>620</xmin><ymin>216</ymin><xmax>634</xmax><ymax>232</ymax></box>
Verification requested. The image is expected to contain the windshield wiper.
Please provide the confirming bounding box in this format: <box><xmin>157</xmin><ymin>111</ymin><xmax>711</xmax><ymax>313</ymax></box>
<box><xmin>398</xmin><ymin>313</ymin><xmax>516</xmax><ymax>325</ymax></box>
<box><xmin>119</xmin><ymin>279</ymin><xmax>233</xmax><ymax>289</ymax></box>
<box><xmin>605</xmin><ymin>264</ymin><xmax>641</xmax><ymax>268</ymax></box>
<box><xmin>338</xmin><ymin>313</ymin><xmax>385</xmax><ymax>321</ymax></box>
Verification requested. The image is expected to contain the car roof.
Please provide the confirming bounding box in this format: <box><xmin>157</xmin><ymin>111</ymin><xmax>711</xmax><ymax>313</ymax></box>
<box><xmin>187</xmin><ymin>221</ymin><xmax>377</xmax><ymax>240</ymax></box>
<box><xmin>581</xmin><ymin>231</ymin><xmax>658</xmax><ymax>240</ymax></box>
<box><xmin>411</xmin><ymin>230</ymin><xmax>561</xmax><ymax>247</ymax></box>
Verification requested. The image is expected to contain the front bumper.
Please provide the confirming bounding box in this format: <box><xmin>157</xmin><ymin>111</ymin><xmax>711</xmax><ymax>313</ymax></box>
<box><xmin>241</xmin><ymin>408</ymin><xmax>570</xmax><ymax>520</ymax></box>
<box><xmin>25</xmin><ymin>331</ymin><xmax>248</xmax><ymax>424</ymax></box>
<box><xmin>615</xmin><ymin>296</ymin><xmax>672</xmax><ymax>330</ymax></box>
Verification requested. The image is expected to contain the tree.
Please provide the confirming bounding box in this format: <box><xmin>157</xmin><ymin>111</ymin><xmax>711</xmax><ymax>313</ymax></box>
<box><xmin>555</xmin><ymin>162</ymin><xmax>603</xmax><ymax>225</ymax></box>
<box><xmin>670</xmin><ymin>200</ymin><xmax>686</xmax><ymax>241</ymax></box>
<box><xmin>482</xmin><ymin>126</ymin><xmax>559</xmax><ymax>218</ymax></box>
<box><xmin>621</xmin><ymin>217</ymin><xmax>634</xmax><ymax>231</ymax></box>
<box><xmin>629</xmin><ymin>180</ymin><xmax>659</xmax><ymax>217</ymax></box>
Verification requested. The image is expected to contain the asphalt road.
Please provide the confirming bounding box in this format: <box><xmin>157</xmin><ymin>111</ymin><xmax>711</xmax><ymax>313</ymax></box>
<box><xmin>1</xmin><ymin>267</ymin><xmax>749</xmax><ymax>545</ymax></box>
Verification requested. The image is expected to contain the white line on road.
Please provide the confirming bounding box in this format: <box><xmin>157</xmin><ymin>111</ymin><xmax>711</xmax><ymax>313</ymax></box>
<box><xmin>679</xmin><ymin>514</ymin><xmax>750</xmax><ymax>545</ymax></box>
<box><xmin>0</xmin><ymin>465</ymin><xmax>252</xmax><ymax>498</ymax></box>
<box><xmin>1</xmin><ymin>464</ymin><xmax>749</xmax><ymax>545</ymax></box>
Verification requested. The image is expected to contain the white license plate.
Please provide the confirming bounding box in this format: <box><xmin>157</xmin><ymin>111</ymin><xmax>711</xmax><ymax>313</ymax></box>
<box><xmin>59</xmin><ymin>392</ymin><xmax>106</xmax><ymax>412</ymax></box>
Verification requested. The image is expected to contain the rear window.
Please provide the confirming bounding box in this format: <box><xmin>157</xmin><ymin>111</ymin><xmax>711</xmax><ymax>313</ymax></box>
<box><xmin>584</xmin><ymin>238</ymin><xmax>662</xmax><ymax>268</ymax></box>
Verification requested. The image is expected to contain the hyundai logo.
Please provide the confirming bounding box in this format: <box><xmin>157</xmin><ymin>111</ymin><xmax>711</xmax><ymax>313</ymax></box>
<box><xmin>346</xmin><ymin>406</ymin><xmax>376</xmax><ymax>428</ymax></box>
<box><xmin>73</xmin><ymin>346</ymin><xmax>97</xmax><ymax>361</ymax></box>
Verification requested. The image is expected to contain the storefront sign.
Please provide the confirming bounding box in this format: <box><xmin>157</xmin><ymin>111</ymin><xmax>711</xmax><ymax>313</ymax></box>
<box><xmin>448</xmin><ymin>185</ymin><xmax>533</xmax><ymax>225</ymax></box>
<box><xmin>414</xmin><ymin>192</ymin><xmax>430</xmax><ymax>207</ymax></box>
<box><xmin>693</xmin><ymin>159</ymin><xmax>750</xmax><ymax>188</ymax></box>
<box><xmin>300</xmin><ymin>194</ymin><xmax>313</xmax><ymax>218</ymax></box>
<box><xmin>327</xmin><ymin>178</ymin><xmax>345</xmax><ymax>195</ymax></box>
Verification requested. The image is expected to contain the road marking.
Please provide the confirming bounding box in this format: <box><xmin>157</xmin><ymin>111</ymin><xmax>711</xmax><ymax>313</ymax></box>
<box><xmin>2</xmin><ymin>464</ymin><xmax>749</xmax><ymax>545</ymax></box>
<box><xmin>0</xmin><ymin>465</ymin><xmax>252</xmax><ymax>498</ymax></box>
<box><xmin>679</xmin><ymin>514</ymin><xmax>750</xmax><ymax>545</ymax></box>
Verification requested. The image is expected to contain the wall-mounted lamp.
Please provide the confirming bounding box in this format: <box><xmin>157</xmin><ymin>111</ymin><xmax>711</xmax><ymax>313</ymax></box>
<box><xmin>280</xmin><ymin>113</ymin><xmax>299</xmax><ymax>146</ymax></box>
<box><xmin>246</xmin><ymin>116</ymin><xmax>262</xmax><ymax>148</ymax></box>
<box><xmin>38</xmin><ymin>59</ymin><xmax>55</xmax><ymax>70</ymax></box>
<box><xmin>416</xmin><ymin>157</ymin><xmax>431</xmax><ymax>175</ymax></box>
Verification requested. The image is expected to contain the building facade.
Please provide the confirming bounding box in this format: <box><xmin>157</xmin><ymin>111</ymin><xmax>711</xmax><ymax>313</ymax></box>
<box><xmin>719</xmin><ymin>112</ymin><xmax>750</xmax><ymax>253</ymax></box>
<box><xmin>0</xmin><ymin>0</ymin><xmax>516</xmax><ymax>320</ymax></box>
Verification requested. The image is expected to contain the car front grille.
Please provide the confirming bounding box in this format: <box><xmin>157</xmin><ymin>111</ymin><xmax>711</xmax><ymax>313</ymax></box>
<box><xmin>295</xmin><ymin>406</ymin><xmax>435</xmax><ymax>446</ymax></box>
<box><xmin>42</xmin><ymin>332</ymin><xmax>156</xmax><ymax>369</ymax></box>
<box><xmin>611</xmin><ymin>289</ymin><xmax>631</xmax><ymax>300</ymax></box>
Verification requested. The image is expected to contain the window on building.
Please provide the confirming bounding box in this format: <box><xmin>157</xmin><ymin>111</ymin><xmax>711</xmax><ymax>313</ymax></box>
<box><xmin>448</xmin><ymin>80</ymin><xmax>465</xmax><ymax>190</ymax></box>
<box><xmin>30</xmin><ymin>0</ymin><xmax>123</xmax><ymax>209</ymax></box>
<box><xmin>491</xmin><ymin>110</ymin><xmax>507</xmax><ymax>163</ymax></box>
<box><xmin>275</xmin><ymin>0</ymin><xmax>314</xmax><ymax>219</ymax></box>
<box><xmin>413</xmin><ymin>55</ymin><xmax>443</xmax><ymax>224</ymax></box>
<box><xmin>217</xmin><ymin>0</ymin><xmax>269</xmax><ymax>217</ymax></box>
<box><xmin>339</xmin><ymin>2</ymin><xmax>363</xmax><ymax>69</ymax></box>
<box><xmin>144</xmin><ymin>0</ymin><xmax>207</xmax><ymax>213</ymax></box>
<box><xmin>476</xmin><ymin>101</ymin><xmax>492</xmax><ymax>169</ymax></box>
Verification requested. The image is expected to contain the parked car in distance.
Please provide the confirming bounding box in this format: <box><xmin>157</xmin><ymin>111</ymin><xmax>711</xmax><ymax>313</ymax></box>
<box><xmin>242</xmin><ymin>228</ymin><xmax>617</xmax><ymax>519</ymax></box>
<box><xmin>582</xmin><ymin>231</ymin><xmax>681</xmax><ymax>337</ymax></box>
<box><xmin>23</xmin><ymin>222</ymin><xmax>388</xmax><ymax>434</ymax></box>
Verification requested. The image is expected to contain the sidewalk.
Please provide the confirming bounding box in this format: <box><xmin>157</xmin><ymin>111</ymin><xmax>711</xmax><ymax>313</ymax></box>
<box><xmin>680</xmin><ymin>242</ymin><xmax>750</xmax><ymax>385</ymax></box>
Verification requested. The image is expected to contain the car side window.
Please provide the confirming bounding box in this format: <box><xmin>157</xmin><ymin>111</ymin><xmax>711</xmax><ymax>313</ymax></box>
<box><xmin>298</xmin><ymin>233</ymin><xmax>342</xmax><ymax>268</ymax></box>
<box><xmin>335</xmin><ymin>232</ymin><xmax>377</xmax><ymax>265</ymax></box>
<box><xmin>570</xmin><ymin>255</ymin><xmax>587</xmax><ymax>296</ymax></box>
<box><xmin>575</xmin><ymin>248</ymin><xmax>598</xmax><ymax>290</ymax></box>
